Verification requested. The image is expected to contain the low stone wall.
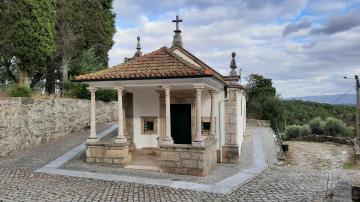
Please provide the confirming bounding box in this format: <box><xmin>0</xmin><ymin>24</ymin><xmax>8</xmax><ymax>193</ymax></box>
<box><xmin>0</xmin><ymin>97</ymin><xmax>117</xmax><ymax>156</ymax></box>
<box><xmin>160</xmin><ymin>140</ymin><xmax>217</xmax><ymax>176</ymax></box>
<box><xmin>86</xmin><ymin>142</ymin><xmax>131</xmax><ymax>167</ymax></box>
<box><xmin>247</xmin><ymin>119</ymin><xmax>271</xmax><ymax>127</ymax></box>
<box><xmin>292</xmin><ymin>135</ymin><xmax>354</xmax><ymax>145</ymax></box>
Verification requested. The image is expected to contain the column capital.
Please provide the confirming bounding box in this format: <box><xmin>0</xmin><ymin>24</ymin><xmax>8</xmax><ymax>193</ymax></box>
<box><xmin>161</xmin><ymin>85</ymin><xmax>172</xmax><ymax>90</ymax></box>
<box><xmin>114</xmin><ymin>86</ymin><xmax>125</xmax><ymax>92</ymax></box>
<box><xmin>208</xmin><ymin>89</ymin><xmax>217</xmax><ymax>94</ymax></box>
<box><xmin>193</xmin><ymin>84</ymin><xmax>204</xmax><ymax>90</ymax></box>
<box><xmin>87</xmin><ymin>87</ymin><xmax>97</xmax><ymax>92</ymax></box>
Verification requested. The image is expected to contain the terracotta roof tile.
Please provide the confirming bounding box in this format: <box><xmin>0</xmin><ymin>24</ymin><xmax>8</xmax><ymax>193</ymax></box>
<box><xmin>74</xmin><ymin>47</ymin><xmax>215</xmax><ymax>81</ymax></box>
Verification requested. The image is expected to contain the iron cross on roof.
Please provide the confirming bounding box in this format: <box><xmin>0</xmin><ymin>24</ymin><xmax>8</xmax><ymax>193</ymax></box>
<box><xmin>172</xmin><ymin>15</ymin><xmax>182</xmax><ymax>32</ymax></box>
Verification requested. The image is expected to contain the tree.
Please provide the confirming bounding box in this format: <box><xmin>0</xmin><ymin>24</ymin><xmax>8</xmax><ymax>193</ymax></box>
<box><xmin>55</xmin><ymin>0</ymin><xmax>76</xmax><ymax>82</ymax></box>
<box><xmin>3</xmin><ymin>0</ymin><xmax>56</xmax><ymax>86</ymax></box>
<box><xmin>72</xmin><ymin>48</ymin><xmax>103</xmax><ymax>76</ymax></box>
<box><xmin>66</xmin><ymin>0</ymin><xmax>115</xmax><ymax>67</ymax></box>
<box><xmin>0</xmin><ymin>0</ymin><xmax>19</xmax><ymax>85</ymax></box>
<box><xmin>245</xmin><ymin>74</ymin><xmax>283</xmax><ymax>129</ymax></box>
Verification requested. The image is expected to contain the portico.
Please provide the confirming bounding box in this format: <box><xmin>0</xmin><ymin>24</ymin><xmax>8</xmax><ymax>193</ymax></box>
<box><xmin>75</xmin><ymin>15</ymin><xmax>246</xmax><ymax>176</ymax></box>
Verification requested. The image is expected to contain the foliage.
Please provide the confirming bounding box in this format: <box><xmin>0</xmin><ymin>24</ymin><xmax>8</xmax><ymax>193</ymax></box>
<box><xmin>322</xmin><ymin>117</ymin><xmax>347</xmax><ymax>137</ymax></box>
<box><xmin>285</xmin><ymin>125</ymin><xmax>302</xmax><ymax>139</ymax></box>
<box><xmin>281</xmin><ymin>100</ymin><xmax>355</xmax><ymax>130</ymax></box>
<box><xmin>309</xmin><ymin>117</ymin><xmax>324</xmax><ymax>135</ymax></box>
<box><xmin>2</xmin><ymin>0</ymin><xmax>56</xmax><ymax>86</ymax></box>
<box><xmin>285</xmin><ymin>117</ymin><xmax>354</xmax><ymax>139</ymax></box>
<box><xmin>71</xmin><ymin>48</ymin><xmax>103</xmax><ymax>76</ymax></box>
<box><xmin>9</xmin><ymin>85</ymin><xmax>32</xmax><ymax>97</ymax></box>
<box><xmin>62</xmin><ymin>81</ymin><xmax>117</xmax><ymax>102</ymax></box>
<box><xmin>60</xmin><ymin>0</ymin><xmax>115</xmax><ymax>67</ymax></box>
<box><xmin>245</xmin><ymin>74</ymin><xmax>283</xmax><ymax>130</ymax></box>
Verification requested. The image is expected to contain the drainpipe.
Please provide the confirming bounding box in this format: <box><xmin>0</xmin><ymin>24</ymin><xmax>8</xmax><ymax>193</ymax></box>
<box><xmin>218</xmin><ymin>88</ymin><xmax>229</xmax><ymax>163</ymax></box>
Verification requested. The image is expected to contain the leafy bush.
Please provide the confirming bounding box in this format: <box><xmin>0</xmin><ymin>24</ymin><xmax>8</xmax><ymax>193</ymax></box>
<box><xmin>309</xmin><ymin>117</ymin><xmax>324</xmax><ymax>135</ymax></box>
<box><xmin>299</xmin><ymin>124</ymin><xmax>311</xmax><ymax>136</ymax></box>
<box><xmin>323</xmin><ymin>117</ymin><xmax>347</xmax><ymax>137</ymax></box>
<box><xmin>285</xmin><ymin>125</ymin><xmax>302</xmax><ymax>139</ymax></box>
<box><xmin>344</xmin><ymin>126</ymin><xmax>354</xmax><ymax>137</ymax></box>
<box><xmin>9</xmin><ymin>85</ymin><xmax>32</xmax><ymax>97</ymax></box>
<box><xmin>62</xmin><ymin>81</ymin><xmax>117</xmax><ymax>102</ymax></box>
<box><xmin>62</xmin><ymin>81</ymin><xmax>89</xmax><ymax>99</ymax></box>
<box><xmin>285</xmin><ymin>124</ymin><xmax>311</xmax><ymax>140</ymax></box>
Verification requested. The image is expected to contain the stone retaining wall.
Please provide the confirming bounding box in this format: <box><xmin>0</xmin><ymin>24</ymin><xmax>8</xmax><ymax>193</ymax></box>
<box><xmin>160</xmin><ymin>140</ymin><xmax>217</xmax><ymax>176</ymax></box>
<box><xmin>292</xmin><ymin>135</ymin><xmax>354</xmax><ymax>145</ymax></box>
<box><xmin>0</xmin><ymin>97</ymin><xmax>117</xmax><ymax>156</ymax></box>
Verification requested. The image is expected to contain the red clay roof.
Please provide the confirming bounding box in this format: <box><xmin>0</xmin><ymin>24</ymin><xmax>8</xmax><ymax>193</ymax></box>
<box><xmin>75</xmin><ymin>46</ymin><xmax>218</xmax><ymax>81</ymax></box>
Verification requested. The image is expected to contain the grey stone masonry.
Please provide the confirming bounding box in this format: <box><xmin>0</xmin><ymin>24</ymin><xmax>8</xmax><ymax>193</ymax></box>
<box><xmin>222</xmin><ymin>145</ymin><xmax>240</xmax><ymax>164</ymax></box>
<box><xmin>222</xmin><ymin>87</ymin><xmax>241</xmax><ymax>163</ymax></box>
<box><xmin>160</xmin><ymin>139</ymin><xmax>217</xmax><ymax>176</ymax></box>
<box><xmin>0</xmin><ymin>98</ymin><xmax>118</xmax><ymax>156</ymax></box>
<box><xmin>86</xmin><ymin>142</ymin><xmax>131</xmax><ymax>167</ymax></box>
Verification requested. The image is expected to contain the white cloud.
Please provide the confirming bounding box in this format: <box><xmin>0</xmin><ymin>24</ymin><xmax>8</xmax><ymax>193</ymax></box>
<box><xmin>108</xmin><ymin>0</ymin><xmax>359</xmax><ymax>98</ymax></box>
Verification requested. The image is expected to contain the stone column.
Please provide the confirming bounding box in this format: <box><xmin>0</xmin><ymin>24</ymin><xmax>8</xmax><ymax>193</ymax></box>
<box><xmin>87</xmin><ymin>87</ymin><xmax>98</xmax><ymax>143</ymax></box>
<box><xmin>193</xmin><ymin>85</ymin><xmax>205</xmax><ymax>146</ymax></box>
<box><xmin>162</xmin><ymin>86</ymin><xmax>174</xmax><ymax>144</ymax></box>
<box><xmin>209</xmin><ymin>90</ymin><xmax>216</xmax><ymax>139</ymax></box>
<box><xmin>114</xmin><ymin>87</ymin><xmax>127</xmax><ymax>144</ymax></box>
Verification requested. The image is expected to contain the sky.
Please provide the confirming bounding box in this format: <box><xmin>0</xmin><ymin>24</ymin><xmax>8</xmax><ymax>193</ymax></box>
<box><xmin>108</xmin><ymin>0</ymin><xmax>360</xmax><ymax>98</ymax></box>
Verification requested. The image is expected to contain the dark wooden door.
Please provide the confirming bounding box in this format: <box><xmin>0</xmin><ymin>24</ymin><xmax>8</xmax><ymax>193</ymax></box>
<box><xmin>170</xmin><ymin>104</ymin><xmax>191</xmax><ymax>144</ymax></box>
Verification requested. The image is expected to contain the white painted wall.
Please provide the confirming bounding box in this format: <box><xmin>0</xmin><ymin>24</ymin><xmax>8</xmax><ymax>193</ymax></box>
<box><xmin>201</xmin><ymin>91</ymin><xmax>225</xmax><ymax>150</ymax></box>
<box><xmin>131</xmin><ymin>88</ymin><xmax>226</xmax><ymax>149</ymax></box>
<box><xmin>132</xmin><ymin>89</ymin><xmax>160</xmax><ymax>149</ymax></box>
<box><xmin>236</xmin><ymin>90</ymin><xmax>247</xmax><ymax>152</ymax></box>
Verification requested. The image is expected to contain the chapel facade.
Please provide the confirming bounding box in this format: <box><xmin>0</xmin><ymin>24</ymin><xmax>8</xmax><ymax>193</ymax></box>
<box><xmin>75</xmin><ymin>16</ymin><xmax>246</xmax><ymax>176</ymax></box>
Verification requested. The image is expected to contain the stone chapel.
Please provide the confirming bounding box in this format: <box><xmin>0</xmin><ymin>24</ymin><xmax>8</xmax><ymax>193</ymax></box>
<box><xmin>75</xmin><ymin>16</ymin><xmax>247</xmax><ymax>176</ymax></box>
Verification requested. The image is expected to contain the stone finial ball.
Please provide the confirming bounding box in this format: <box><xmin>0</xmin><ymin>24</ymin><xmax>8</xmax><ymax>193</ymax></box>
<box><xmin>232</xmin><ymin>52</ymin><xmax>236</xmax><ymax>57</ymax></box>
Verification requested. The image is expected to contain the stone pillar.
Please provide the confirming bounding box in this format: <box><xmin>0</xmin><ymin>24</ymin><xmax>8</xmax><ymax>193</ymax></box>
<box><xmin>193</xmin><ymin>85</ymin><xmax>205</xmax><ymax>146</ymax></box>
<box><xmin>114</xmin><ymin>87</ymin><xmax>127</xmax><ymax>144</ymax></box>
<box><xmin>162</xmin><ymin>86</ymin><xmax>174</xmax><ymax>145</ymax></box>
<box><xmin>209</xmin><ymin>90</ymin><xmax>216</xmax><ymax>139</ymax></box>
<box><xmin>222</xmin><ymin>87</ymin><xmax>240</xmax><ymax>163</ymax></box>
<box><xmin>87</xmin><ymin>87</ymin><xmax>98</xmax><ymax>143</ymax></box>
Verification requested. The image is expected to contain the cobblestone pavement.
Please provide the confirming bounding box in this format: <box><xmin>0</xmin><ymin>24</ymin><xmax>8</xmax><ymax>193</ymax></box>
<box><xmin>1</xmin><ymin>125</ymin><xmax>360</xmax><ymax>201</ymax></box>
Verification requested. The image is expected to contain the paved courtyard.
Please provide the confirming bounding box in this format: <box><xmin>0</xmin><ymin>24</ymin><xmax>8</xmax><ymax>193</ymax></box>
<box><xmin>1</xmin><ymin>123</ymin><xmax>359</xmax><ymax>201</ymax></box>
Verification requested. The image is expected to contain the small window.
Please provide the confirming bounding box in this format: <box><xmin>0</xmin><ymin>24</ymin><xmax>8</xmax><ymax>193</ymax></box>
<box><xmin>202</xmin><ymin>122</ymin><xmax>211</xmax><ymax>131</ymax></box>
<box><xmin>141</xmin><ymin>117</ymin><xmax>158</xmax><ymax>135</ymax></box>
<box><xmin>144</xmin><ymin>121</ymin><xmax>154</xmax><ymax>131</ymax></box>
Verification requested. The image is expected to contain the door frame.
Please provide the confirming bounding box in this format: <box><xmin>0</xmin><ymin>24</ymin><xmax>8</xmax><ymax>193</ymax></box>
<box><xmin>170</xmin><ymin>104</ymin><xmax>192</xmax><ymax>144</ymax></box>
<box><xmin>158</xmin><ymin>90</ymin><xmax>196</xmax><ymax>144</ymax></box>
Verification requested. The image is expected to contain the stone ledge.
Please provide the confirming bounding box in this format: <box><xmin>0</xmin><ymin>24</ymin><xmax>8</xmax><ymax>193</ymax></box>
<box><xmin>160</xmin><ymin>139</ymin><xmax>216</xmax><ymax>150</ymax></box>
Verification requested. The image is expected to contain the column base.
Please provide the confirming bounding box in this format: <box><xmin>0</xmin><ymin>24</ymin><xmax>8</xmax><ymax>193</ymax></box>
<box><xmin>114</xmin><ymin>137</ymin><xmax>127</xmax><ymax>144</ymax></box>
<box><xmin>87</xmin><ymin>137</ymin><xmax>99</xmax><ymax>143</ymax></box>
<box><xmin>192</xmin><ymin>141</ymin><xmax>205</xmax><ymax>147</ymax></box>
<box><xmin>193</xmin><ymin>136</ymin><xmax>206</xmax><ymax>146</ymax></box>
<box><xmin>162</xmin><ymin>139</ymin><xmax>174</xmax><ymax>145</ymax></box>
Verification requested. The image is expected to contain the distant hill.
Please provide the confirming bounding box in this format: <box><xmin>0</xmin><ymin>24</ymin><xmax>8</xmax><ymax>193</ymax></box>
<box><xmin>288</xmin><ymin>94</ymin><xmax>356</xmax><ymax>105</ymax></box>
